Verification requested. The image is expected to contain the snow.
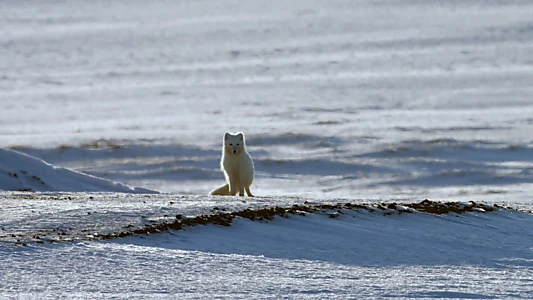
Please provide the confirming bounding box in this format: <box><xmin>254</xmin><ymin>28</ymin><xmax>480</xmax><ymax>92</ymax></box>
<box><xmin>0</xmin><ymin>148</ymin><xmax>155</xmax><ymax>193</ymax></box>
<box><xmin>1</xmin><ymin>196</ymin><xmax>533</xmax><ymax>298</ymax></box>
<box><xmin>1</xmin><ymin>0</ymin><xmax>533</xmax><ymax>297</ymax></box>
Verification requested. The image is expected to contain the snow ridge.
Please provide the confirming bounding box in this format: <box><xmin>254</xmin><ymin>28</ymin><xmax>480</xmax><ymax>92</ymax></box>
<box><xmin>0</xmin><ymin>148</ymin><xmax>157</xmax><ymax>193</ymax></box>
<box><xmin>0</xmin><ymin>199</ymin><xmax>508</xmax><ymax>246</ymax></box>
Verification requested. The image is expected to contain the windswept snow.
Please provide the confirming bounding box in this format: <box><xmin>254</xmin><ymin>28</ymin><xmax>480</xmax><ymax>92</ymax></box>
<box><xmin>1</xmin><ymin>0</ymin><xmax>533</xmax><ymax>298</ymax></box>
<box><xmin>1</xmin><ymin>0</ymin><xmax>533</xmax><ymax>201</ymax></box>
<box><xmin>0</xmin><ymin>148</ymin><xmax>156</xmax><ymax>193</ymax></box>
<box><xmin>1</xmin><ymin>194</ymin><xmax>533</xmax><ymax>298</ymax></box>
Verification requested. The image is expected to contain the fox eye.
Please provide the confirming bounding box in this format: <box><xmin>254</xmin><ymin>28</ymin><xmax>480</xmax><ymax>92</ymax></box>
<box><xmin>236</xmin><ymin>143</ymin><xmax>240</xmax><ymax>146</ymax></box>
<box><xmin>229</xmin><ymin>144</ymin><xmax>233</xmax><ymax>146</ymax></box>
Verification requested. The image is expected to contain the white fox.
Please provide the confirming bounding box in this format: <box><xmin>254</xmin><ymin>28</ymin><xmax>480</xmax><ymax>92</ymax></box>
<box><xmin>209</xmin><ymin>132</ymin><xmax>255</xmax><ymax>197</ymax></box>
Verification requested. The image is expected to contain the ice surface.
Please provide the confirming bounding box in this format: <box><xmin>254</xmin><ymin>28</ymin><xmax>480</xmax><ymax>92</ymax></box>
<box><xmin>1</xmin><ymin>0</ymin><xmax>533</xmax><ymax>297</ymax></box>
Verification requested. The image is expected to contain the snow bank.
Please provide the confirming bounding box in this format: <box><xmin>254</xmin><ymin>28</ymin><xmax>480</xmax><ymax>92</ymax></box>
<box><xmin>0</xmin><ymin>148</ymin><xmax>156</xmax><ymax>193</ymax></box>
<box><xmin>1</xmin><ymin>194</ymin><xmax>532</xmax><ymax>298</ymax></box>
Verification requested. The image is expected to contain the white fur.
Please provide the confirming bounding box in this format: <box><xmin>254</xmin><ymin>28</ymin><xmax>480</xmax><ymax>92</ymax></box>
<box><xmin>209</xmin><ymin>132</ymin><xmax>255</xmax><ymax>197</ymax></box>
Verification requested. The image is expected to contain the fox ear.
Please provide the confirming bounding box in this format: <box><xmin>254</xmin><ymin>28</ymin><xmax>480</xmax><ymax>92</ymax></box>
<box><xmin>224</xmin><ymin>132</ymin><xmax>230</xmax><ymax>140</ymax></box>
<box><xmin>237</xmin><ymin>133</ymin><xmax>244</xmax><ymax>140</ymax></box>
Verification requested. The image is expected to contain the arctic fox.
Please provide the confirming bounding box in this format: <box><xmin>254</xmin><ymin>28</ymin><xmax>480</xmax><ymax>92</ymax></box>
<box><xmin>209</xmin><ymin>132</ymin><xmax>255</xmax><ymax>197</ymax></box>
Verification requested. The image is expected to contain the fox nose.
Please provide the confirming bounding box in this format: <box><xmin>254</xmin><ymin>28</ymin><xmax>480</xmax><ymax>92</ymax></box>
<box><xmin>232</xmin><ymin>150</ymin><xmax>237</xmax><ymax>154</ymax></box>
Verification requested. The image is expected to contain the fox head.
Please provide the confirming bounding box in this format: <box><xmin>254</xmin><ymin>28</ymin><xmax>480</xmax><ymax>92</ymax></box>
<box><xmin>224</xmin><ymin>132</ymin><xmax>245</xmax><ymax>155</ymax></box>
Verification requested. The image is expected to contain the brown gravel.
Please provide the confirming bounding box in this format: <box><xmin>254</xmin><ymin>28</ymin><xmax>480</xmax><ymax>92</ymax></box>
<box><xmin>97</xmin><ymin>199</ymin><xmax>498</xmax><ymax>240</ymax></box>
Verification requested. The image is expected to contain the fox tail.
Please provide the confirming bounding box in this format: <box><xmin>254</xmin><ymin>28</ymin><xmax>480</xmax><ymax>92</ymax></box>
<box><xmin>209</xmin><ymin>184</ymin><xmax>231</xmax><ymax>196</ymax></box>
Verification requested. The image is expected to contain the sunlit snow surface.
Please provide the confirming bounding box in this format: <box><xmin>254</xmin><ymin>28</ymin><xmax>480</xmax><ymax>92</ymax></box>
<box><xmin>1</xmin><ymin>193</ymin><xmax>533</xmax><ymax>298</ymax></box>
<box><xmin>1</xmin><ymin>0</ymin><xmax>533</xmax><ymax>298</ymax></box>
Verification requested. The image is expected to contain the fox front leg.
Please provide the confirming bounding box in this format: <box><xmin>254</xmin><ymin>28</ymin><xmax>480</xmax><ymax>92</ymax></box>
<box><xmin>238</xmin><ymin>179</ymin><xmax>245</xmax><ymax>197</ymax></box>
<box><xmin>238</xmin><ymin>173</ymin><xmax>246</xmax><ymax>197</ymax></box>
<box><xmin>228</xmin><ymin>175</ymin><xmax>237</xmax><ymax>196</ymax></box>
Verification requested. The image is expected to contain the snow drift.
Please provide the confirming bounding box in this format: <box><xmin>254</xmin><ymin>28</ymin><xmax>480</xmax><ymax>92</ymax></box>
<box><xmin>0</xmin><ymin>148</ymin><xmax>156</xmax><ymax>193</ymax></box>
<box><xmin>1</xmin><ymin>194</ymin><xmax>532</xmax><ymax>298</ymax></box>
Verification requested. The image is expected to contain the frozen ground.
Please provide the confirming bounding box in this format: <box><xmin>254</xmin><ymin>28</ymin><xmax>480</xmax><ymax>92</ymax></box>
<box><xmin>1</xmin><ymin>0</ymin><xmax>533</xmax><ymax>298</ymax></box>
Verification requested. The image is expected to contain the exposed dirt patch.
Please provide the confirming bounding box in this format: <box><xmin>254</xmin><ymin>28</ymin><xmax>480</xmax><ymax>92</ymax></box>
<box><xmin>97</xmin><ymin>199</ymin><xmax>498</xmax><ymax>241</ymax></box>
